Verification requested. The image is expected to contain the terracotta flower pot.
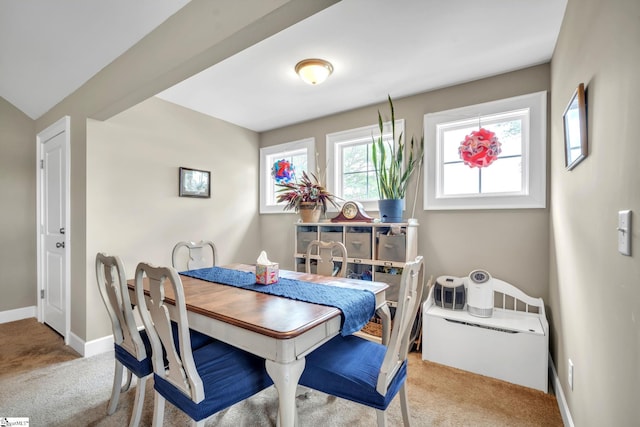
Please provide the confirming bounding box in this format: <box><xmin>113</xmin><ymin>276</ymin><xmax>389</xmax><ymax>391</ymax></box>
<box><xmin>299</xmin><ymin>202</ymin><xmax>322</xmax><ymax>223</ymax></box>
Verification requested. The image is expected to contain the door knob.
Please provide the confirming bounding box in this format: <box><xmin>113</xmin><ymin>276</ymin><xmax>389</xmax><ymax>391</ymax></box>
<box><xmin>56</xmin><ymin>242</ymin><xmax>65</xmax><ymax>249</ymax></box>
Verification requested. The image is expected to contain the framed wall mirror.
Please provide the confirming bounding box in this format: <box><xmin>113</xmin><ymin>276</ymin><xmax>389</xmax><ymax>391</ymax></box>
<box><xmin>563</xmin><ymin>83</ymin><xmax>588</xmax><ymax>170</ymax></box>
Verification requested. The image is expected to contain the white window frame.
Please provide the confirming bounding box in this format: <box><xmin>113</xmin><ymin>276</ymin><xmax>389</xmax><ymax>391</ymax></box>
<box><xmin>424</xmin><ymin>91</ymin><xmax>547</xmax><ymax>210</ymax></box>
<box><xmin>327</xmin><ymin>120</ymin><xmax>404</xmax><ymax>213</ymax></box>
<box><xmin>259</xmin><ymin>137</ymin><xmax>316</xmax><ymax>214</ymax></box>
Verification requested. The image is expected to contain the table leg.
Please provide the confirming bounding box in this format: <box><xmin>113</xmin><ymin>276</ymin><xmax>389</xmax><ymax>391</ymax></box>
<box><xmin>266</xmin><ymin>357</ymin><xmax>305</xmax><ymax>427</ymax></box>
<box><xmin>377</xmin><ymin>304</ymin><xmax>392</xmax><ymax>346</ymax></box>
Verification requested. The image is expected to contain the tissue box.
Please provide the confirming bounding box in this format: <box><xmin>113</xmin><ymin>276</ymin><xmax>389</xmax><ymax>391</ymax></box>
<box><xmin>256</xmin><ymin>263</ymin><xmax>279</xmax><ymax>285</ymax></box>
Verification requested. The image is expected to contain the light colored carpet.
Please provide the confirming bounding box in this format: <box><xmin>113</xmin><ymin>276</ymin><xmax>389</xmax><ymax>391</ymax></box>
<box><xmin>0</xmin><ymin>319</ymin><xmax>563</xmax><ymax>426</ymax></box>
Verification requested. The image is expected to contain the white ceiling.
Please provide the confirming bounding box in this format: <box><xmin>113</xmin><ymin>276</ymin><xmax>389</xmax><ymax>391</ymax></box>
<box><xmin>0</xmin><ymin>0</ymin><xmax>191</xmax><ymax>119</ymax></box>
<box><xmin>1</xmin><ymin>0</ymin><xmax>567</xmax><ymax>133</ymax></box>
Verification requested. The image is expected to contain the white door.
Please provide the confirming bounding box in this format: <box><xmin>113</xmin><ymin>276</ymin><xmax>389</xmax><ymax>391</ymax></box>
<box><xmin>38</xmin><ymin>117</ymin><xmax>70</xmax><ymax>339</ymax></box>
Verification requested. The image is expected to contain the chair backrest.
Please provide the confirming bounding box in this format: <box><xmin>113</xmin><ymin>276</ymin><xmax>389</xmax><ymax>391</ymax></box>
<box><xmin>305</xmin><ymin>240</ymin><xmax>348</xmax><ymax>277</ymax></box>
<box><xmin>376</xmin><ymin>255</ymin><xmax>427</xmax><ymax>395</ymax></box>
<box><xmin>171</xmin><ymin>240</ymin><xmax>217</xmax><ymax>271</ymax></box>
<box><xmin>134</xmin><ymin>262</ymin><xmax>205</xmax><ymax>403</ymax></box>
<box><xmin>95</xmin><ymin>253</ymin><xmax>147</xmax><ymax>361</ymax></box>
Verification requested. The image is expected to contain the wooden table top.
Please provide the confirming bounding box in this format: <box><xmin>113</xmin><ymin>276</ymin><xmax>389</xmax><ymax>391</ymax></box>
<box><xmin>128</xmin><ymin>263</ymin><xmax>387</xmax><ymax>340</ymax></box>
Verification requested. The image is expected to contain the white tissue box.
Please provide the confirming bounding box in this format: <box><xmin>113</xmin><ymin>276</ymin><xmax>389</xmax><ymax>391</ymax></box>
<box><xmin>256</xmin><ymin>263</ymin><xmax>279</xmax><ymax>285</ymax></box>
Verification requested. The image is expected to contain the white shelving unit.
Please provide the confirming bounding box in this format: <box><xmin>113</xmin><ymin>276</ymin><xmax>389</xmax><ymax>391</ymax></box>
<box><xmin>293</xmin><ymin>221</ymin><xmax>418</xmax><ymax>306</ymax></box>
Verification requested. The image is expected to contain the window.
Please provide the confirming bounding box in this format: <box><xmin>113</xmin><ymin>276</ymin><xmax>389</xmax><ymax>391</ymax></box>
<box><xmin>424</xmin><ymin>91</ymin><xmax>546</xmax><ymax>210</ymax></box>
<box><xmin>326</xmin><ymin>120</ymin><xmax>404</xmax><ymax>212</ymax></box>
<box><xmin>260</xmin><ymin>138</ymin><xmax>315</xmax><ymax>214</ymax></box>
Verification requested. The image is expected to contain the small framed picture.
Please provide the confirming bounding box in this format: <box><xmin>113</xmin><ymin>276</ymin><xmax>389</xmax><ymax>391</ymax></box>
<box><xmin>179</xmin><ymin>167</ymin><xmax>210</xmax><ymax>198</ymax></box>
<box><xmin>563</xmin><ymin>83</ymin><xmax>588</xmax><ymax>170</ymax></box>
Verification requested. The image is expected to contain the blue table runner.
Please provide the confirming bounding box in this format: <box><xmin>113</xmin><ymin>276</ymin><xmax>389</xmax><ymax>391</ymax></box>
<box><xmin>180</xmin><ymin>267</ymin><xmax>375</xmax><ymax>336</ymax></box>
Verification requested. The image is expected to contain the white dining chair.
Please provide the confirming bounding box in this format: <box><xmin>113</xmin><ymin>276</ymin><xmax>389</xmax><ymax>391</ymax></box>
<box><xmin>96</xmin><ymin>253</ymin><xmax>216</xmax><ymax>426</ymax></box>
<box><xmin>134</xmin><ymin>262</ymin><xmax>273</xmax><ymax>426</ymax></box>
<box><xmin>302</xmin><ymin>240</ymin><xmax>349</xmax><ymax>397</ymax></box>
<box><xmin>299</xmin><ymin>256</ymin><xmax>427</xmax><ymax>427</ymax></box>
<box><xmin>171</xmin><ymin>240</ymin><xmax>217</xmax><ymax>271</ymax></box>
<box><xmin>95</xmin><ymin>253</ymin><xmax>152</xmax><ymax>427</ymax></box>
<box><xmin>305</xmin><ymin>240</ymin><xmax>347</xmax><ymax>277</ymax></box>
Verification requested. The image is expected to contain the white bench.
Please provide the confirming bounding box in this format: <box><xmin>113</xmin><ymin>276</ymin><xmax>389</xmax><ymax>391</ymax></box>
<box><xmin>422</xmin><ymin>278</ymin><xmax>549</xmax><ymax>392</ymax></box>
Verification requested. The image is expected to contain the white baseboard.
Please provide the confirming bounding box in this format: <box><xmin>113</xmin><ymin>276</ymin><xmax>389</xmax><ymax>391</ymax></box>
<box><xmin>68</xmin><ymin>331</ymin><xmax>113</xmax><ymax>357</ymax></box>
<box><xmin>0</xmin><ymin>306</ymin><xmax>37</xmax><ymax>324</ymax></box>
<box><xmin>549</xmin><ymin>354</ymin><xmax>574</xmax><ymax>427</ymax></box>
<box><xmin>67</xmin><ymin>331</ymin><xmax>85</xmax><ymax>356</ymax></box>
<box><xmin>84</xmin><ymin>334</ymin><xmax>114</xmax><ymax>357</ymax></box>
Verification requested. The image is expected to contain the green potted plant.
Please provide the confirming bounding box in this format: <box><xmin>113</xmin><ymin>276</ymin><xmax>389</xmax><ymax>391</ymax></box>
<box><xmin>372</xmin><ymin>95</ymin><xmax>423</xmax><ymax>222</ymax></box>
<box><xmin>276</xmin><ymin>171</ymin><xmax>340</xmax><ymax>223</ymax></box>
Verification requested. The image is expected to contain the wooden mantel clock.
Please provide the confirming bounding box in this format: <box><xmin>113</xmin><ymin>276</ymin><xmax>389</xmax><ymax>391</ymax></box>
<box><xmin>331</xmin><ymin>201</ymin><xmax>374</xmax><ymax>223</ymax></box>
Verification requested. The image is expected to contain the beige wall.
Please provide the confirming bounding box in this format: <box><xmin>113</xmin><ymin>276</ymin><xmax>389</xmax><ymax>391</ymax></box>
<box><xmin>85</xmin><ymin>97</ymin><xmax>261</xmax><ymax>340</ymax></box>
<box><xmin>0</xmin><ymin>97</ymin><xmax>36</xmax><ymax>311</ymax></box>
<box><xmin>550</xmin><ymin>0</ymin><xmax>640</xmax><ymax>425</ymax></box>
<box><xmin>31</xmin><ymin>0</ymin><xmax>336</xmax><ymax>342</ymax></box>
<box><xmin>260</xmin><ymin>64</ymin><xmax>550</xmax><ymax>301</ymax></box>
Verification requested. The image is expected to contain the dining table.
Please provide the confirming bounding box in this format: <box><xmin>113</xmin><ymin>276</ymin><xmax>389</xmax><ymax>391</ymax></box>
<box><xmin>128</xmin><ymin>263</ymin><xmax>390</xmax><ymax>427</ymax></box>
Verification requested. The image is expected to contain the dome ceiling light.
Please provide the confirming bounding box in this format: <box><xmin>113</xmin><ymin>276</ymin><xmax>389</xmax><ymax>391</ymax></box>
<box><xmin>295</xmin><ymin>58</ymin><xmax>334</xmax><ymax>85</ymax></box>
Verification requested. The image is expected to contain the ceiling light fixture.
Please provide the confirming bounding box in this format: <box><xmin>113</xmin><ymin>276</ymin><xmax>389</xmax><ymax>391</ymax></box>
<box><xmin>295</xmin><ymin>58</ymin><xmax>333</xmax><ymax>85</ymax></box>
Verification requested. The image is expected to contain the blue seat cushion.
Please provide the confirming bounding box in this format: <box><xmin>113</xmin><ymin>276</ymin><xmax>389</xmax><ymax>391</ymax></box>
<box><xmin>173</xmin><ymin>326</ymin><xmax>214</xmax><ymax>353</ymax></box>
<box><xmin>114</xmin><ymin>329</ymin><xmax>153</xmax><ymax>378</ymax></box>
<box><xmin>114</xmin><ymin>325</ymin><xmax>214</xmax><ymax>379</ymax></box>
<box><xmin>154</xmin><ymin>340</ymin><xmax>273</xmax><ymax>421</ymax></box>
<box><xmin>299</xmin><ymin>334</ymin><xmax>407</xmax><ymax>410</ymax></box>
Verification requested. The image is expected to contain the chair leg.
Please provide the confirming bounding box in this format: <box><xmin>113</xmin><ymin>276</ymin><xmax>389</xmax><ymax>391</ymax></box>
<box><xmin>191</xmin><ymin>420</ymin><xmax>205</xmax><ymax>427</ymax></box>
<box><xmin>399</xmin><ymin>383</ymin><xmax>411</xmax><ymax>427</ymax></box>
<box><xmin>107</xmin><ymin>360</ymin><xmax>124</xmax><ymax>414</ymax></box>
<box><xmin>128</xmin><ymin>375</ymin><xmax>147</xmax><ymax>427</ymax></box>
<box><xmin>376</xmin><ymin>408</ymin><xmax>387</xmax><ymax>427</ymax></box>
<box><xmin>121</xmin><ymin>368</ymin><xmax>133</xmax><ymax>392</ymax></box>
<box><xmin>151</xmin><ymin>391</ymin><xmax>166</xmax><ymax>427</ymax></box>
